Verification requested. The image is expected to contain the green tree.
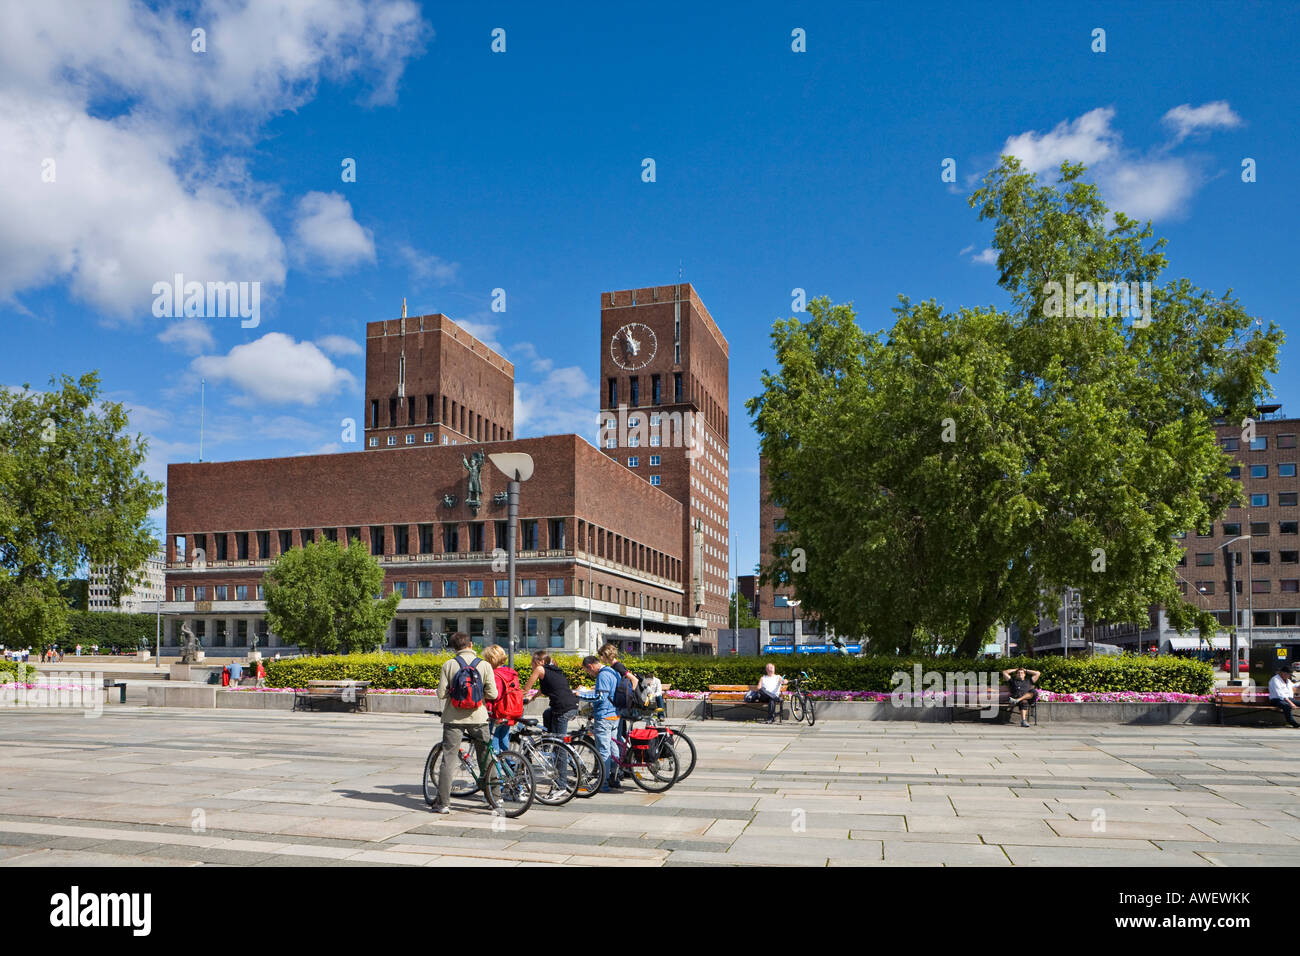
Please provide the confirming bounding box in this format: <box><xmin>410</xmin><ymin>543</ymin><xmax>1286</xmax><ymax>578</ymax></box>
<box><xmin>263</xmin><ymin>538</ymin><xmax>400</xmax><ymax>654</ymax></box>
<box><xmin>0</xmin><ymin>374</ymin><xmax>164</xmax><ymax>650</ymax></box>
<box><xmin>749</xmin><ymin>158</ymin><xmax>1282</xmax><ymax>656</ymax></box>
<box><xmin>727</xmin><ymin>592</ymin><xmax>760</xmax><ymax>629</ymax></box>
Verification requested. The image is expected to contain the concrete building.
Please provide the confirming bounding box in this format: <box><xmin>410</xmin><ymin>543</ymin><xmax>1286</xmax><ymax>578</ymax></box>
<box><xmin>754</xmin><ymin>455</ymin><xmax>821</xmax><ymax>648</ymax></box>
<box><xmin>88</xmin><ymin>547</ymin><xmax>166</xmax><ymax>613</ymax></box>
<box><xmin>163</xmin><ymin>287</ymin><xmax>728</xmax><ymax>655</ymax></box>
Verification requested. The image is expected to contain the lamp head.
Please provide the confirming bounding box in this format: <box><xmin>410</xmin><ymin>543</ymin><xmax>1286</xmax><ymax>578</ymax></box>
<box><xmin>488</xmin><ymin>452</ymin><xmax>534</xmax><ymax>482</ymax></box>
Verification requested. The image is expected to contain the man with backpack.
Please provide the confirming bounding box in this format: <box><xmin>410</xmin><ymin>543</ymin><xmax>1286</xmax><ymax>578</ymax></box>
<box><xmin>482</xmin><ymin>644</ymin><xmax>524</xmax><ymax>753</ymax></box>
<box><xmin>432</xmin><ymin>633</ymin><xmax>499</xmax><ymax>814</ymax></box>
<box><xmin>580</xmin><ymin>654</ymin><xmax>624</xmax><ymax>793</ymax></box>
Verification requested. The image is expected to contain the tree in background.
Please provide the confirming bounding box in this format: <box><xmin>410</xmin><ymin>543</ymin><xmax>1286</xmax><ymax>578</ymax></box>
<box><xmin>727</xmin><ymin>592</ymin><xmax>760</xmax><ymax>629</ymax></box>
<box><xmin>749</xmin><ymin>158</ymin><xmax>1282</xmax><ymax>656</ymax></box>
<box><xmin>0</xmin><ymin>374</ymin><xmax>164</xmax><ymax>650</ymax></box>
<box><xmin>263</xmin><ymin>538</ymin><xmax>400</xmax><ymax>654</ymax></box>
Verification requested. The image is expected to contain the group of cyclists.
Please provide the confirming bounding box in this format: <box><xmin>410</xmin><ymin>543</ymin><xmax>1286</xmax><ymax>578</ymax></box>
<box><xmin>428</xmin><ymin>633</ymin><xmax>674</xmax><ymax>814</ymax></box>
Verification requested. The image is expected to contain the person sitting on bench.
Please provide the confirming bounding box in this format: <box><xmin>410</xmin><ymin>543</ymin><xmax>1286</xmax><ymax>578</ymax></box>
<box><xmin>1268</xmin><ymin>666</ymin><xmax>1300</xmax><ymax>728</ymax></box>
<box><xmin>756</xmin><ymin>664</ymin><xmax>784</xmax><ymax>723</ymax></box>
<box><xmin>1002</xmin><ymin>667</ymin><xmax>1040</xmax><ymax>727</ymax></box>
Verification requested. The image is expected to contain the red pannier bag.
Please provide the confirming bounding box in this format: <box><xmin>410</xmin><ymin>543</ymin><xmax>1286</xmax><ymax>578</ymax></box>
<box><xmin>627</xmin><ymin>727</ymin><xmax>661</xmax><ymax>765</ymax></box>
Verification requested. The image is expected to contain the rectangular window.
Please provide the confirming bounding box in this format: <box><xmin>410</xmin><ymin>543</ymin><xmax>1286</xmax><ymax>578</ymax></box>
<box><xmin>652</xmin><ymin>374</ymin><xmax>661</xmax><ymax>405</ymax></box>
<box><xmin>393</xmin><ymin>581</ymin><xmax>409</xmax><ymax>598</ymax></box>
<box><xmin>444</xmin><ymin>524</ymin><xmax>460</xmax><ymax>552</ymax></box>
<box><xmin>495</xmin><ymin>520</ymin><xmax>509</xmax><ymax>549</ymax></box>
<box><xmin>425</xmin><ymin>432</ymin><xmax>434</xmax><ymax>443</ymax></box>
<box><xmin>215</xmin><ymin>585</ymin><xmax>228</xmax><ymax>601</ymax></box>
<box><xmin>1251</xmin><ymin>521</ymin><xmax>1270</xmax><ymax>536</ymax></box>
<box><xmin>236</xmin><ymin>532</ymin><xmax>249</xmax><ymax>559</ymax></box>
<box><xmin>393</xmin><ymin>618</ymin><xmax>409</xmax><ymax>648</ymax></box>
<box><xmin>1281</xmin><ymin>579</ymin><xmax>1300</xmax><ymax>593</ymax></box>
<box><xmin>370</xmin><ymin>526</ymin><xmax>384</xmax><ymax>555</ymax></box>
<box><xmin>174</xmin><ymin>586</ymin><xmax>187</xmax><ymax>601</ymax></box>
<box><xmin>235</xmin><ymin>585</ymin><xmax>248</xmax><ymax>601</ymax></box>
<box><xmin>389</xmin><ymin>398</ymin><xmax>398</xmax><ymax>427</ymax></box>
<box><xmin>1195</xmin><ymin>553</ymin><xmax>1215</xmax><ymax>566</ymax></box>
<box><xmin>419</xmin><ymin>524</ymin><xmax>434</xmax><ymax>554</ymax></box>
<box><xmin>674</xmin><ymin>373</ymin><xmax>683</xmax><ymax>402</ymax></box>
<box><xmin>628</xmin><ymin>434</ymin><xmax>640</xmax><ymax>447</ymax></box>
<box><xmin>1252</xmin><ymin>550</ymin><xmax>1271</xmax><ymax>565</ymax></box>
<box><xmin>215</xmin><ymin>536</ymin><xmax>228</xmax><ymax>561</ymax></box>
<box><xmin>387</xmin><ymin>436</ymin><xmax>396</xmax><ymax>446</ymax></box>
<box><xmin>257</xmin><ymin>530</ymin><xmax>270</xmax><ymax>558</ymax></box>
<box><xmin>300</xmin><ymin>528</ymin><xmax>314</xmax><ymax>545</ymax></box>
<box><xmin>521</xmin><ymin>521</ymin><xmax>539</xmax><ymax>551</ymax></box>
<box><xmin>1281</xmin><ymin>551</ymin><xmax>1300</xmax><ymax>564</ymax></box>
<box><xmin>1281</xmin><ymin>493</ymin><xmax>1299</xmax><ymax>507</ymax></box>
<box><xmin>607</xmin><ymin>378</ymin><xmax>617</xmax><ymax>408</ymax></box>
<box><xmin>468</xmin><ymin>580</ymin><xmax>484</xmax><ymax>597</ymax></box>
<box><xmin>368</xmin><ymin>437</ymin><xmax>378</xmax><ymax>448</ymax></box>
<box><xmin>394</xmin><ymin>525</ymin><xmax>409</xmax><ymax>554</ymax></box>
<box><xmin>650</xmin><ymin>475</ymin><xmax>661</xmax><ymax>486</ymax></box>
<box><xmin>443</xmin><ymin>618</ymin><xmax>459</xmax><ymax>639</ymax></box>
<box><xmin>1221</xmin><ymin>437</ymin><xmax>1239</xmax><ymax>451</ymax></box>
<box><xmin>1251</xmin><ymin>493</ymin><xmax>1269</xmax><ymax>508</ymax></box>
<box><xmin>649</xmin><ymin>455</ymin><xmax>660</xmax><ymax>466</ymax></box>
<box><xmin>1195</xmin><ymin>581</ymin><xmax>1215</xmax><ymax>595</ymax></box>
<box><xmin>519</xmin><ymin>579</ymin><xmax>537</xmax><ymax>597</ymax></box>
<box><xmin>523</xmin><ymin>616</ymin><xmax>540</xmax><ymax>648</ymax></box>
<box><xmin>548</xmin><ymin>578</ymin><xmax>564</xmax><ymax>596</ymax></box>
<box><xmin>494</xmin><ymin>580</ymin><xmax>509</xmax><ymax>597</ymax></box>
<box><xmin>1280</xmin><ymin>463</ymin><xmax>1297</xmax><ymax>478</ymax></box>
<box><xmin>417</xmin><ymin>580</ymin><xmax>433</xmax><ymax>598</ymax></box>
<box><xmin>1222</xmin><ymin>522</ymin><xmax>1241</xmax><ymax>537</ymax></box>
<box><xmin>630</xmin><ymin>377</ymin><xmax>639</xmax><ymax>407</ymax></box>
<box><xmin>371</xmin><ymin>399</ymin><xmax>379</xmax><ymax>429</ymax></box>
<box><xmin>194</xmin><ymin>586</ymin><xmax>207</xmax><ymax>601</ymax></box>
<box><xmin>444</xmin><ymin>580</ymin><xmax>459</xmax><ymax>597</ymax></box>
<box><xmin>468</xmin><ymin>523</ymin><xmax>484</xmax><ymax>552</ymax></box>
<box><xmin>1281</xmin><ymin>521</ymin><xmax>1299</xmax><ymax>535</ymax></box>
<box><xmin>405</xmin><ymin>434</ymin><xmax>415</xmax><ymax>445</ymax></box>
<box><xmin>775</xmin><ymin>518</ymin><xmax>790</xmax><ymax>532</ymax></box>
<box><xmin>257</xmin><ymin>585</ymin><xmax>264</xmax><ymax>600</ymax></box>
<box><xmin>1250</xmin><ymin>437</ymin><xmax>1268</xmax><ymax>451</ymax></box>
<box><xmin>1252</xmin><ymin>579</ymin><xmax>1271</xmax><ymax>594</ymax></box>
<box><xmin>1250</xmin><ymin>464</ymin><xmax>1268</xmax><ymax>479</ymax></box>
<box><xmin>628</xmin><ymin>456</ymin><xmax>639</xmax><ymax>467</ymax></box>
<box><xmin>469</xmin><ymin>617</ymin><xmax>485</xmax><ymax>639</ymax></box>
<box><xmin>347</xmin><ymin>527</ymin><xmax>362</xmax><ymax>544</ymax></box>
<box><xmin>549</xmin><ymin>518</ymin><xmax>565</xmax><ymax>549</ymax></box>
<box><xmin>549</xmin><ymin>616</ymin><xmax>565</xmax><ymax>647</ymax></box>
<box><xmin>1228</xmin><ymin>465</ymin><xmax>1241</xmax><ymax>479</ymax></box>
<box><xmin>235</xmin><ymin>620</ymin><xmax>248</xmax><ymax>647</ymax></box>
<box><xmin>1279</xmin><ymin>434</ymin><xmax>1297</xmax><ymax>449</ymax></box>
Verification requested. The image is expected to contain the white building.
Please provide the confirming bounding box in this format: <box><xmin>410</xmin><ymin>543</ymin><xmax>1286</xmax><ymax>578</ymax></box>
<box><xmin>88</xmin><ymin>547</ymin><xmax>166</xmax><ymax>613</ymax></box>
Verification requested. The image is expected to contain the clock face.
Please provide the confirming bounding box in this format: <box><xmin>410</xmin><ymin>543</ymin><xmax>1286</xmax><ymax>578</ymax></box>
<box><xmin>610</xmin><ymin>322</ymin><xmax>657</xmax><ymax>370</ymax></box>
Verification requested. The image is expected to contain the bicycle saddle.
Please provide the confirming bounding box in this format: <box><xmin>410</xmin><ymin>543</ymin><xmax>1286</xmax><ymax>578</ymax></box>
<box><xmin>518</xmin><ymin>717</ymin><xmax>540</xmax><ymax>726</ymax></box>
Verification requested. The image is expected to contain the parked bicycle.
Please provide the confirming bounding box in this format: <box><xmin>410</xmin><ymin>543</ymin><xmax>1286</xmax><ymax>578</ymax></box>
<box><xmin>569</xmin><ymin>705</ymin><xmax>680</xmax><ymax>792</ymax></box>
<box><xmin>507</xmin><ymin>717</ymin><xmax>584</xmax><ymax>807</ymax></box>
<box><xmin>788</xmin><ymin>671</ymin><xmax>816</xmax><ymax>726</ymax></box>
<box><xmin>422</xmin><ymin>711</ymin><xmax>536</xmax><ymax>817</ymax></box>
<box><xmin>630</xmin><ymin>700</ymin><xmax>697</xmax><ymax>781</ymax></box>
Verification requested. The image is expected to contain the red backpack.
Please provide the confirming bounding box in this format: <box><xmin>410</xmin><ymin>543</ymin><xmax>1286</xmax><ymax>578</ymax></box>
<box><xmin>491</xmin><ymin>666</ymin><xmax>524</xmax><ymax>723</ymax></box>
<box><xmin>448</xmin><ymin>656</ymin><xmax>486</xmax><ymax>710</ymax></box>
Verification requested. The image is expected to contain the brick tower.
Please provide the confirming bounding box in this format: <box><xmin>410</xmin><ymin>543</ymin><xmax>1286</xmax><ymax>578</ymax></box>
<box><xmin>598</xmin><ymin>283</ymin><xmax>729</xmax><ymax>651</ymax></box>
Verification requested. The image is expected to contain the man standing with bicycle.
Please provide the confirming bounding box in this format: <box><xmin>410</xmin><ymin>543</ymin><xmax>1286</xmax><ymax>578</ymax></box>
<box><xmin>431</xmin><ymin>633</ymin><xmax>499</xmax><ymax>814</ymax></box>
<box><xmin>579</xmin><ymin>655</ymin><xmax>623</xmax><ymax>793</ymax></box>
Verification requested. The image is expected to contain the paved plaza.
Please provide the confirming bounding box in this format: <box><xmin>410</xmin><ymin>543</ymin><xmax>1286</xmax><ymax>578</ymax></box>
<box><xmin>1</xmin><ymin>708</ymin><xmax>1299</xmax><ymax>866</ymax></box>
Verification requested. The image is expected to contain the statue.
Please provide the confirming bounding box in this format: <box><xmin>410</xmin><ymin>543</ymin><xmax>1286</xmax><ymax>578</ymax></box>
<box><xmin>180</xmin><ymin>621</ymin><xmax>200</xmax><ymax>664</ymax></box>
<box><xmin>463</xmin><ymin>450</ymin><xmax>485</xmax><ymax>515</ymax></box>
<box><xmin>442</xmin><ymin>494</ymin><xmax>458</xmax><ymax>508</ymax></box>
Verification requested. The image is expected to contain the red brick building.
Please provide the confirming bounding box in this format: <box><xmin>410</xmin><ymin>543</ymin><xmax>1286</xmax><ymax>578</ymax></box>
<box><xmin>755</xmin><ymin>455</ymin><xmax>820</xmax><ymax>647</ymax></box>
<box><xmin>163</xmin><ymin>291</ymin><xmax>727</xmax><ymax>654</ymax></box>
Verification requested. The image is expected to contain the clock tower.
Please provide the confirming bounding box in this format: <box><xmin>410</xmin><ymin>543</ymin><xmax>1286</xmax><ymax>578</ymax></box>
<box><xmin>599</xmin><ymin>283</ymin><xmax>729</xmax><ymax>652</ymax></box>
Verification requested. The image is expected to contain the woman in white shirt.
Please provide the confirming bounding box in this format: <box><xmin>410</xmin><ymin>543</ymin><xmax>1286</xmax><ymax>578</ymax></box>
<box><xmin>757</xmin><ymin>664</ymin><xmax>784</xmax><ymax>723</ymax></box>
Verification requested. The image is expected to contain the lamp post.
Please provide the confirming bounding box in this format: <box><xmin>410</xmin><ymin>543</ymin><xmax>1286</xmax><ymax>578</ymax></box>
<box><xmin>488</xmin><ymin>453</ymin><xmax>535</xmax><ymax>670</ymax></box>
<box><xmin>787</xmin><ymin>599</ymin><xmax>801</xmax><ymax>654</ymax></box>
<box><xmin>518</xmin><ymin>602</ymin><xmax>534</xmax><ymax>657</ymax></box>
<box><xmin>155</xmin><ymin>597</ymin><xmax>162</xmax><ymax>671</ymax></box>
<box><xmin>1222</xmin><ymin>533</ymin><xmax>1251</xmax><ymax>686</ymax></box>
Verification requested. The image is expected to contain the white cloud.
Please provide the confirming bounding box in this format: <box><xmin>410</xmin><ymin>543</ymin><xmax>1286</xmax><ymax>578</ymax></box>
<box><xmin>291</xmin><ymin>192</ymin><xmax>376</xmax><ymax>273</ymax></box>
<box><xmin>0</xmin><ymin>1</ymin><xmax>427</xmax><ymax>317</ymax></box>
<box><xmin>396</xmin><ymin>243</ymin><xmax>459</xmax><ymax>285</ymax></box>
<box><xmin>514</xmin><ymin>365</ymin><xmax>599</xmax><ymax>440</ymax></box>
<box><xmin>970</xmin><ymin>248</ymin><xmax>998</xmax><ymax>266</ymax></box>
<box><xmin>958</xmin><ymin>244</ymin><xmax>974</xmax><ymax>257</ymax></box>
<box><xmin>158</xmin><ymin>319</ymin><xmax>218</xmax><ymax>355</ymax></box>
<box><xmin>999</xmin><ymin>104</ymin><xmax>1238</xmax><ymax>221</ymax></box>
<box><xmin>1002</xmin><ymin>107</ymin><xmax>1120</xmax><ymax>177</ymax></box>
<box><xmin>191</xmin><ymin>333</ymin><xmax>359</xmax><ymax>406</ymax></box>
<box><xmin>1162</xmin><ymin>101</ymin><xmax>1243</xmax><ymax>144</ymax></box>
<box><xmin>316</xmin><ymin>334</ymin><xmax>364</xmax><ymax>357</ymax></box>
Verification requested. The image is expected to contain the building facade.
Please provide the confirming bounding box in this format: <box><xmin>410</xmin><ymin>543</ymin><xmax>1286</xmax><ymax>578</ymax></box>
<box><xmin>88</xmin><ymin>547</ymin><xmax>166</xmax><ymax>613</ymax></box>
<box><xmin>755</xmin><ymin>455</ymin><xmax>820</xmax><ymax>647</ymax></box>
<box><xmin>163</xmin><ymin>299</ymin><xmax>720</xmax><ymax>655</ymax></box>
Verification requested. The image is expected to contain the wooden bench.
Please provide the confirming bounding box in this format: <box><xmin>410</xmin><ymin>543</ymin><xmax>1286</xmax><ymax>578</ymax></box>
<box><xmin>952</xmin><ymin>688</ymin><xmax>1038</xmax><ymax>725</ymax></box>
<box><xmin>294</xmin><ymin>680</ymin><xmax>369</xmax><ymax>713</ymax></box>
<box><xmin>704</xmin><ymin>681</ymin><xmax>788</xmax><ymax>721</ymax></box>
<box><xmin>1213</xmin><ymin>688</ymin><xmax>1293</xmax><ymax>726</ymax></box>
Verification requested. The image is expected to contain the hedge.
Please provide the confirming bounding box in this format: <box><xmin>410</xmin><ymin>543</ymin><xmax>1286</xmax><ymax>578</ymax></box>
<box><xmin>265</xmin><ymin>651</ymin><xmax>1214</xmax><ymax>695</ymax></box>
<box><xmin>62</xmin><ymin>611</ymin><xmax>158</xmax><ymax>652</ymax></box>
<box><xmin>0</xmin><ymin>662</ymin><xmax>37</xmax><ymax>684</ymax></box>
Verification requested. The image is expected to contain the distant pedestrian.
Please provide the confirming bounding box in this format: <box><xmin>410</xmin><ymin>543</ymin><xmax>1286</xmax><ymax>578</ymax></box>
<box><xmin>1268</xmin><ymin>667</ymin><xmax>1300</xmax><ymax>728</ymax></box>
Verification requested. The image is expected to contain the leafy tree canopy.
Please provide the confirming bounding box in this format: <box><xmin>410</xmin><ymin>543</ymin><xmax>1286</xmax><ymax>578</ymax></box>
<box><xmin>748</xmin><ymin>158</ymin><xmax>1282</xmax><ymax>655</ymax></box>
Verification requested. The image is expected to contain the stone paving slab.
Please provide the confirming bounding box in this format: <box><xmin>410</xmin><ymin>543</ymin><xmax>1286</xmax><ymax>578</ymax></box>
<box><xmin>3</xmin><ymin>708</ymin><xmax>1300</xmax><ymax>866</ymax></box>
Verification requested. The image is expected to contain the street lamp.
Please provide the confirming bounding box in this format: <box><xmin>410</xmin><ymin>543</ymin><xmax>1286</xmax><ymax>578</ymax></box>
<box><xmin>488</xmin><ymin>453</ymin><xmax>534</xmax><ymax>669</ymax></box>
<box><xmin>1222</xmin><ymin>533</ymin><xmax>1251</xmax><ymax>686</ymax></box>
<box><xmin>517</xmin><ymin>602</ymin><xmax>534</xmax><ymax>657</ymax></box>
<box><xmin>787</xmin><ymin>599</ymin><xmax>801</xmax><ymax>654</ymax></box>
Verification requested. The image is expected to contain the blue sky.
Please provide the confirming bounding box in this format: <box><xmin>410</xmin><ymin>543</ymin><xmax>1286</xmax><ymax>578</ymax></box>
<box><xmin>2</xmin><ymin>0</ymin><xmax>1297</xmax><ymax>578</ymax></box>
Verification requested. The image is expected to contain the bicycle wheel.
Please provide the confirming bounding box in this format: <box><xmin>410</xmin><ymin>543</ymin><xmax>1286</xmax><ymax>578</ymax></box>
<box><xmin>658</xmin><ymin>727</ymin><xmax>697</xmax><ymax>781</ymax></box>
<box><xmin>527</xmin><ymin>740</ymin><xmax>580</xmax><ymax>807</ymax></box>
<box><xmin>790</xmin><ymin>688</ymin><xmax>805</xmax><ymax>722</ymax></box>
<box><xmin>424</xmin><ymin>741</ymin><xmax>481</xmax><ymax>805</ymax></box>
<box><xmin>484</xmin><ymin>750</ymin><xmax>535</xmax><ymax>818</ymax></box>
<box><xmin>628</xmin><ymin>735</ymin><xmax>678</xmax><ymax>793</ymax></box>
<box><xmin>803</xmin><ymin>693</ymin><xmax>816</xmax><ymax>727</ymax></box>
<box><xmin>566</xmin><ymin>735</ymin><xmax>606</xmax><ymax>798</ymax></box>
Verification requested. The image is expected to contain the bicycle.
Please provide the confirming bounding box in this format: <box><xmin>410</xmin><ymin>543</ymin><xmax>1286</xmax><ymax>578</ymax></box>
<box><xmin>788</xmin><ymin>671</ymin><xmax>816</xmax><ymax>726</ymax></box>
<box><xmin>569</xmin><ymin>705</ymin><xmax>679</xmax><ymax>792</ymax></box>
<box><xmin>630</xmin><ymin>700</ymin><xmax>697</xmax><ymax>781</ymax></box>
<box><xmin>422</xmin><ymin>711</ymin><xmax>536</xmax><ymax>817</ymax></box>
<box><xmin>506</xmin><ymin>717</ymin><xmax>583</xmax><ymax>807</ymax></box>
